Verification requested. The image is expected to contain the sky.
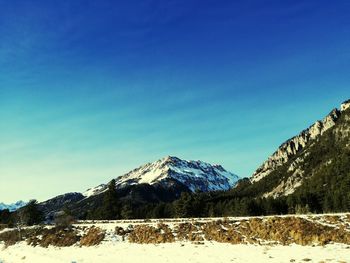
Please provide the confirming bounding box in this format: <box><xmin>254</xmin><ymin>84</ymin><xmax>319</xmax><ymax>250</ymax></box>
<box><xmin>0</xmin><ymin>0</ymin><xmax>350</xmax><ymax>203</ymax></box>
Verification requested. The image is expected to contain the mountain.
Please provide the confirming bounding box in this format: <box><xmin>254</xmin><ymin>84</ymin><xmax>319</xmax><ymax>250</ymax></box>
<box><xmin>0</xmin><ymin>201</ymin><xmax>27</xmax><ymax>212</ymax></box>
<box><xmin>39</xmin><ymin>193</ymin><xmax>84</xmax><ymax>219</ymax></box>
<box><xmin>247</xmin><ymin>99</ymin><xmax>350</xmax><ymax>199</ymax></box>
<box><xmin>6</xmin><ymin>101</ymin><xmax>350</xmax><ymax>220</ymax></box>
<box><xmin>39</xmin><ymin>156</ymin><xmax>239</xmax><ymax>219</ymax></box>
<box><xmin>251</xmin><ymin>108</ymin><xmax>341</xmax><ymax>183</ymax></box>
<box><xmin>84</xmin><ymin>156</ymin><xmax>239</xmax><ymax>197</ymax></box>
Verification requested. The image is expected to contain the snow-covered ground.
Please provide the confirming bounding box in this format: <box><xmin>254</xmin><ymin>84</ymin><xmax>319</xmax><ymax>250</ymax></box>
<box><xmin>1</xmin><ymin>213</ymin><xmax>349</xmax><ymax>263</ymax></box>
<box><xmin>1</xmin><ymin>241</ymin><xmax>349</xmax><ymax>263</ymax></box>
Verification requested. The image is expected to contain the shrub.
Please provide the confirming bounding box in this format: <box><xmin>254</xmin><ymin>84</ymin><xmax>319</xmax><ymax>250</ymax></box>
<box><xmin>129</xmin><ymin>223</ymin><xmax>174</xmax><ymax>243</ymax></box>
<box><xmin>80</xmin><ymin>227</ymin><xmax>105</xmax><ymax>246</ymax></box>
<box><xmin>0</xmin><ymin>229</ymin><xmax>22</xmax><ymax>247</ymax></box>
<box><xmin>27</xmin><ymin>227</ymin><xmax>80</xmax><ymax>247</ymax></box>
<box><xmin>0</xmin><ymin>227</ymin><xmax>42</xmax><ymax>247</ymax></box>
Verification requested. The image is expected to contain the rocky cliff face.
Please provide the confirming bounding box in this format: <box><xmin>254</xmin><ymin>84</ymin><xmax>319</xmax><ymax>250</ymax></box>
<box><xmin>250</xmin><ymin>99</ymin><xmax>350</xmax><ymax>197</ymax></box>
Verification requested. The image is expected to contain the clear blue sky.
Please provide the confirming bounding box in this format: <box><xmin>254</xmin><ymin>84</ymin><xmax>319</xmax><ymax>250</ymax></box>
<box><xmin>0</xmin><ymin>1</ymin><xmax>349</xmax><ymax>203</ymax></box>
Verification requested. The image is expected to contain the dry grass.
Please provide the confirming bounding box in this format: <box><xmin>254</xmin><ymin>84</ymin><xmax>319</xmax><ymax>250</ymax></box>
<box><xmin>175</xmin><ymin>223</ymin><xmax>204</xmax><ymax>242</ymax></box>
<box><xmin>128</xmin><ymin>216</ymin><xmax>350</xmax><ymax>246</ymax></box>
<box><xmin>0</xmin><ymin>229</ymin><xmax>22</xmax><ymax>247</ymax></box>
<box><xmin>80</xmin><ymin>227</ymin><xmax>105</xmax><ymax>246</ymax></box>
<box><xmin>128</xmin><ymin>223</ymin><xmax>175</xmax><ymax>244</ymax></box>
<box><xmin>2</xmin><ymin>214</ymin><xmax>350</xmax><ymax>248</ymax></box>
<box><xmin>0</xmin><ymin>227</ymin><xmax>42</xmax><ymax>247</ymax></box>
<box><xmin>27</xmin><ymin>227</ymin><xmax>80</xmax><ymax>247</ymax></box>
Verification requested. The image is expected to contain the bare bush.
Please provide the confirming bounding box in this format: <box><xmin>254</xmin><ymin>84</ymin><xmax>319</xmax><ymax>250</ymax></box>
<box><xmin>27</xmin><ymin>227</ymin><xmax>80</xmax><ymax>247</ymax></box>
<box><xmin>80</xmin><ymin>227</ymin><xmax>105</xmax><ymax>246</ymax></box>
<box><xmin>129</xmin><ymin>223</ymin><xmax>174</xmax><ymax>244</ymax></box>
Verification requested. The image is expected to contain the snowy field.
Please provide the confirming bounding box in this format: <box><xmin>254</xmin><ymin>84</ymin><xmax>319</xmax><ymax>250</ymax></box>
<box><xmin>1</xmin><ymin>241</ymin><xmax>349</xmax><ymax>263</ymax></box>
<box><xmin>1</xmin><ymin>214</ymin><xmax>350</xmax><ymax>263</ymax></box>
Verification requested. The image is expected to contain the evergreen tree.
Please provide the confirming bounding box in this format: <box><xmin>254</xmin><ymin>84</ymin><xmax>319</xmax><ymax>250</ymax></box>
<box><xmin>174</xmin><ymin>192</ymin><xmax>193</xmax><ymax>218</ymax></box>
<box><xmin>18</xmin><ymin>199</ymin><xmax>44</xmax><ymax>226</ymax></box>
<box><xmin>121</xmin><ymin>202</ymin><xmax>133</xmax><ymax>219</ymax></box>
<box><xmin>100</xmin><ymin>179</ymin><xmax>119</xmax><ymax>219</ymax></box>
<box><xmin>0</xmin><ymin>209</ymin><xmax>12</xmax><ymax>225</ymax></box>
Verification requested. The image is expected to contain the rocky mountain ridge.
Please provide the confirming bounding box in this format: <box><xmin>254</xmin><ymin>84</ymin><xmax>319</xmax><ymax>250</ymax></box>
<box><xmin>251</xmin><ymin>100</ymin><xmax>350</xmax><ymax>183</ymax></box>
<box><xmin>250</xmin><ymin>99</ymin><xmax>350</xmax><ymax>198</ymax></box>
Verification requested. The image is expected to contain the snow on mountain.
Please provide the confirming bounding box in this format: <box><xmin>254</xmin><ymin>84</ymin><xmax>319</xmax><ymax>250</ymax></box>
<box><xmin>0</xmin><ymin>200</ymin><xmax>27</xmax><ymax>211</ymax></box>
<box><xmin>83</xmin><ymin>184</ymin><xmax>107</xmax><ymax>198</ymax></box>
<box><xmin>83</xmin><ymin>156</ymin><xmax>239</xmax><ymax>197</ymax></box>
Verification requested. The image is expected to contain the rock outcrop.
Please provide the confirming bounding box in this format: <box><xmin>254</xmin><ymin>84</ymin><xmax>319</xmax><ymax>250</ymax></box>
<box><xmin>250</xmin><ymin>99</ymin><xmax>350</xmax><ymax>198</ymax></box>
<box><xmin>251</xmin><ymin>107</ymin><xmax>342</xmax><ymax>183</ymax></box>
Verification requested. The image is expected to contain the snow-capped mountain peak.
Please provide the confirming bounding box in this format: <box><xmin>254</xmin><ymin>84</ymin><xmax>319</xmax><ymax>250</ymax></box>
<box><xmin>83</xmin><ymin>156</ymin><xmax>239</xmax><ymax>197</ymax></box>
<box><xmin>0</xmin><ymin>200</ymin><xmax>27</xmax><ymax>212</ymax></box>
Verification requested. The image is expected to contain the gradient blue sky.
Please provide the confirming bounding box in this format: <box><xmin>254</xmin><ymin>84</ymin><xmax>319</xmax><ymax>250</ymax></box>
<box><xmin>1</xmin><ymin>1</ymin><xmax>349</xmax><ymax>203</ymax></box>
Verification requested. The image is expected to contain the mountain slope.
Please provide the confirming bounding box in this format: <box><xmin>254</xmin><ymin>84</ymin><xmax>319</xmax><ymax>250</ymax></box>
<box><xmin>251</xmin><ymin>108</ymin><xmax>342</xmax><ymax>183</ymax></box>
<box><xmin>247</xmin><ymin>99</ymin><xmax>350</xmax><ymax>199</ymax></box>
<box><xmin>38</xmin><ymin>193</ymin><xmax>84</xmax><ymax>220</ymax></box>
<box><xmin>84</xmin><ymin>156</ymin><xmax>239</xmax><ymax>197</ymax></box>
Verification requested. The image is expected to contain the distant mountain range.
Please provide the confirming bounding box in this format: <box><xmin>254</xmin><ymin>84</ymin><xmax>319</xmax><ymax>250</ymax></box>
<box><xmin>0</xmin><ymin>201</ymin><xmax>27</xmax><ymax>212</ymax></box>
<box><xmin>3</xmin><ymin>99</ymin><xmax>350</xmax><ymax>218</ymax></box>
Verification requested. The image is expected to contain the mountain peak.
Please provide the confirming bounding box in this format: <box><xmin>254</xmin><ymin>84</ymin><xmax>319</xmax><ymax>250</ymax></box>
<box><xmin>0</xmin><ymin>200</ymin><xmax>27</xmax><ymax>212</ymax></box>
<box><xmin>83</xmin><ymin>156</ymin><xmax>239</xmax><ymax>197</ymax></box>
<box><xmin>160</xmin><ymin>155</ymin><xmax>181</xmax><ymax>164</ymax></box>
<box><xmin>162</xmin><ymin>155</ymin><xmax>178</xmax><ymax>160</ymax></box>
